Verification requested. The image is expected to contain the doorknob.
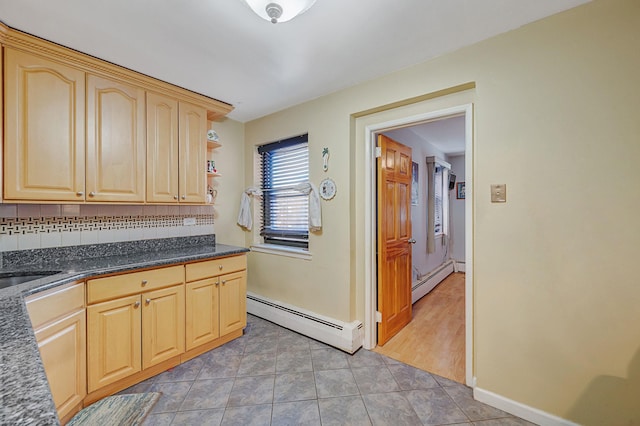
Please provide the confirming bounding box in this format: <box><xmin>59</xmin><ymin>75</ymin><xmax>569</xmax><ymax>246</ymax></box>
<box><xmin>408</xmin><ymin>238</ymin><xmax>417</xmax><ymax>244</ymax></box>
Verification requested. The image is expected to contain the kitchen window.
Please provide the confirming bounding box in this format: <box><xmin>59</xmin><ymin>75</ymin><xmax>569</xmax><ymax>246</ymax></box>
<box><xmin>258</xmin><ymin>134</ymin><xmax>309</xmax><ymax>249</ymax></box>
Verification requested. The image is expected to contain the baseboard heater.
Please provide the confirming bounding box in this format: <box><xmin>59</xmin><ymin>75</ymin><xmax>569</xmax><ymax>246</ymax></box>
<box><xmin>412</xmin><ymin>260</ymin><xmax>455</xmax><ymax>304</ymax></box>
<box><xmin>246</xmin><ymin>292</ymin><xmax>363</xmax><ymax>354</ymax></box>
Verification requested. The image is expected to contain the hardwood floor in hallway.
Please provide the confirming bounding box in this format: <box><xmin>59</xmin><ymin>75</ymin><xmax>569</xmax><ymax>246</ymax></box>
<box><xmin>372</xmin><ymin>272</ymin><xmax>465</xmax><ymax>383</ymax></box>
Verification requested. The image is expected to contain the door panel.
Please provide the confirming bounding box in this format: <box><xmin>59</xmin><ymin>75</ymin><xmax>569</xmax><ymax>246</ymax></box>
<box><xmin>377</xmin><ymin>134</ymin><xmax>412</xmax><ymax>345</ymax></box>
<box><xmin>179</xmin><ymin>102</ymin><xmax>207</xmax><ymax>203</ymax></box>
<box><xmin>87</xmin><ymin>295</ymin><xmax>141</xmax><ymax>392</ymax></box>
<box><xmin>146</xmin><ymin>92</ymin><xmax>179</xmax><ymax>203</ymax></box>
<box><xmin>4</xmin><ymin>49</ymin><xmax>85</xmax><ymax>201</ymax></box>
<box><xmin>142</xmin><ymin>285</ymin><xmax>185</xmax><ymax>369</ymax></box>
<box><xmin>86</xmin><ymin>74</ymin><xmax>145</xmax><ymax>202</ymax></box>
<box><xmin>185</xmin><ymin>278</ymin><xmax>220</xmax><ymax>350</ymax></box>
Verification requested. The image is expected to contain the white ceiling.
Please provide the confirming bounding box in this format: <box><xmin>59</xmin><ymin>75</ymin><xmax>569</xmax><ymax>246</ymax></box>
<box><xmin>0</xmin><ymin>0</ymin><xmax>589</xmax><ymax>122</ymax></box>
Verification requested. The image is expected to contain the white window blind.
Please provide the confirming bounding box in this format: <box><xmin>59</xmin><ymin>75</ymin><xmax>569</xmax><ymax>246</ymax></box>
<box><xmin>258</xmin><ymin>135</ymin><xmax>309</xmax><ymax>249</ymax></box>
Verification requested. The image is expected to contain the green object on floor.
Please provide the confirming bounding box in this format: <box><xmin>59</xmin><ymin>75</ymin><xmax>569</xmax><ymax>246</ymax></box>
<box><xmin>67</xmin><ymin>392</ymin><xmax>161</xmax><ymax>426</ymax></box>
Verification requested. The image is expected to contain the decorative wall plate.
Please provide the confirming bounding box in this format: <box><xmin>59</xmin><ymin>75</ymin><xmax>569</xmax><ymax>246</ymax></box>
<box><xmin>319</xmin><ymin>178</ymin><xmax>337</xmax><ymax>200</ymax></box>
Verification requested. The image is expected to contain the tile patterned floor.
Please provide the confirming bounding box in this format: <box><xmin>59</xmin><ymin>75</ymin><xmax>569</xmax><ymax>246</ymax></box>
<box><xmin>119</xmin><ymin>315</ymin><xmax>535</xmax><ymax>425</ymax></box>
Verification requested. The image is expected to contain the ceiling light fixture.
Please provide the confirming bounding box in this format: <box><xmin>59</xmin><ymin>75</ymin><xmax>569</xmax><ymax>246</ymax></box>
<box><xmin>243</xmin><ymin>0</ymin><xmax>317</xmax><ymax>24</ymax></box>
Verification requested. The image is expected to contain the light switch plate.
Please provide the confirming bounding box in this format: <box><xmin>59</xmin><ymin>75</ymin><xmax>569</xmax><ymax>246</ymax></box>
<box><xmin>491</xmin><ymin>184</ymin><xmax>507</xmax><ymax>203</ymax></box>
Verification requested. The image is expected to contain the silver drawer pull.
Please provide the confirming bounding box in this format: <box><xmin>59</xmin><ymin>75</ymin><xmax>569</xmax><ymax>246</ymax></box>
<box><xmin>134</xmin><ymin>301</ymin><xmax>140</xmax><ymax>308</ymax></box>
<box><xmin>221</xmin><ymin>280</ymin><xmax>226</xmax><ymax>285</ymax></box>
<box><xmin>76</xmin><ymin>191</ymin><xmax>84</xmax><ymax>196</ymax></box>
<box><xmin>218</xmin><ymin>265</ymin><xmax>223</xmax><ymax>270</ymax></box>
<box><xmin>141</xmin><ymin>280</ymin><xmax>148</xmax><ymax>286</ymax></box>
<box><xmin>89</xmin><ymin>191</ymin><xmax>96</xmax><ymax>197</ymax></box>
<box><xmin>145</xmin><ymin>298</ymin><xmax>151</xmax><ymax>305</ymax></box>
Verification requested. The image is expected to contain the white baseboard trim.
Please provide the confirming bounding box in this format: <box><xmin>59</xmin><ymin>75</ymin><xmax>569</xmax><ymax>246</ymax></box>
<box><xmin>453</xmin><ymin>259</ymin><xmax>466</xmax><ymax>273</ymax></box>
<box><xmin>412</xmin><ymin>260</ymin><xmax>454</xmax><ymax>304</ymax></box>
<box><xmin>247</xmin><ymin>292</ymin><xmax>363</xmax><ymax>354</ymax></box>
<box><xmin>474</xmin><ymin>387</ymin><xmax>579</xmax><ymax>426</ymax></box>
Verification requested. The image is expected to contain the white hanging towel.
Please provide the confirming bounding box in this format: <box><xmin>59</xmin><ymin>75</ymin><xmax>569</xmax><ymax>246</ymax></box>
<box><xmin>293</xmin><ymin>182</ymin><xmax>322</xmax><ymax>232</ymax></box>
<box><xmin>237</xmin><ymin>187</ymin><xmax>262</xmax><ymax>230</ymax></box>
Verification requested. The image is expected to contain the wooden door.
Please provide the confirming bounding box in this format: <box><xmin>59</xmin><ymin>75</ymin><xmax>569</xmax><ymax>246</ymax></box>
<box><xmin>179</xmin><ymin>102</ymin><xmax>207</xmax><ymax>203</ymax></box>
<box><xmin>86</xmin><ymin>74</ymin><xmax>145</xmax><ymax>202</ymax></box>
<box><xmin>146</xmin><ymin>92</ymin><xmax>179</xmax><ymax>203</ymax></box>
<box><xmin>185</xmin><ymin>278</ymin><xmax>220</xmax><ymax>350</ymax></box>
<box><xmin>34</xmin><ymin>310</ymin><xmax>86</xmax><ymax>420</ymax></box>
<box><xmin>4</xmin><ymin>48</ymin><xmax>85</xmax><ymax>201</ymax></box>
<box><xmin>377</xmin><ymin>134</ymin><xmax>413</xmax><ymax>345</ymax></box>
<box><xmin>142</xmin><ymin>285</ymin><xmax>185</xmax><ymax>369</ymax></box>
<box><xmin>87</xmin><ymin>295</ymin><xmax>141</xmax><ymax>393</ymax></box>
<box><xmin>219</xmin><ymin>271</ymin><xmax>247</xmax><ymax>336</ymax></box>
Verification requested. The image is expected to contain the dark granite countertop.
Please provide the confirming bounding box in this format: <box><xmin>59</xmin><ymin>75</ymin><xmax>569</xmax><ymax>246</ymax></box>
<box><xmin>0</xmin><ymin>235</ymin><xmax>248</xmax><ymax>425</ymax></box>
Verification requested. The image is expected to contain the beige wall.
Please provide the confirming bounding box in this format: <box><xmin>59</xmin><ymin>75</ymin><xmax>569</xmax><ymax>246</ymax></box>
<box><xmin>240</xmin><ymin>0</ymin><xmax>640</xmax><ymax>422</ymax></box>
<box><xmin>208</xmin><ymin>116</ymin><xmax>246</xmax><ymax>247</ymax></box>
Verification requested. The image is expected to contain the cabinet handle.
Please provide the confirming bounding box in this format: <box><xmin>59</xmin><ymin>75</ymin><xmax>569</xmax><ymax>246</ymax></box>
<box><xmin>141</xmin><ymin>280</ymin><xmax>148</xmax><ymax>286</ymax></box>
<box><xmin>89</xmin><ymin>191</ymin><xmax>96</xmax><ymax>197</ymax></box>
<box><xmin>221</xmin><ymin>280</ymin><xmax>226</xmax><ymax>285</ymax></box>
<box><xmin>145</xmin><ymin>298</ymin><xmax>151</xmax><ymax>305</ymax></box>
<box><xmin>181</xmin><ymin>195</ymin><xmax>186</xmax><ymax>200</ymax></box>
<box><xmin>134</xmin><ymin>301</ymin><xmax>140</xmax><ymax>308</ymax></box>
<box><xmin>215</xmin><ymin>280</ymin><xmax>220</xmax><ymax>286</ymax></box>
<box><xmin>218</xmin><ymin>265</ymin><xmax>223</xmax><ymax>270</ymax></box>
<box><xmin>174</xmin><ymin>195</ymin><xmax>178</xmax><ymax>200</ymax></box>
<box><xmin>76</xmin><ymin>191</ymin><xmax>84</xmax><ymax>196</ymax></box>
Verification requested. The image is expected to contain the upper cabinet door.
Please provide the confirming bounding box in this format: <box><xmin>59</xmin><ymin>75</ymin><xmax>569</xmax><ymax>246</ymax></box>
<box><xmin>146</xmin><ymin>92</ymin><xmax>179</xmax><ymax>203</ymax></box>
<box><xmin>86</xmin><ymin>74</ymin><xmax>145</xmax><ymax>203</ymax></box>
<box><xmin>179</xmin><ymin>102</ymin><xmax>207</xmax><ymax>204</ymax></box>
<box><xmin>4</xmin><ymin>49</ymin><xmax>86</xmax><ymax>201</ymax></box>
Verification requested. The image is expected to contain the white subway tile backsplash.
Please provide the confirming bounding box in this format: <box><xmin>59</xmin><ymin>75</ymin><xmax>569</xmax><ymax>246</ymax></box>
<box><xmin>0</xmin><ymin>234</ymin><xmax>18</xmax><ymax>251</ymax></box>
<box><xmin>40</xmin><ymin>232</ymin><xmax>62</xmax><ymax>248</ymax></box>
<box><xmin>18</xmin><ymin>233</ymin><xmax>41</xmax><ymax>250</ymax></box>
<box><xmin>0</xmin><ymin>203</ymin><xmax>214</xmax><ymax>251</ymax></box>
<box><xmin>17</xmin><ymin>204</ymin><xmax>41</xmax><ymax>218</ymax></box>
<box><xmin>80</xmin><ymin>204</ymin><xmax>98</xmax><ymax>217</ymax></box>
<box><xmin>61</xmin><ymin>231</ymin><xmax>82</xmax><ymax>247</ymax></box>
<box><xmin>62</xmin><ymin>205</ymin><xmax>81</xmax><ymax>217</ymax></box>
<box><xmin>80</xmin><ymin>230</ymin><xmax>99</xmax><ymax>245</ymax></box>
<box><xmin>40</xmin><ymin>205</ymin><xmax>61</xmax><ymax>217</ymax></box>
<box><xmin>0</xmin><ymin>205</ymin><xmax>18</xmax><ymax>218</ymax></box>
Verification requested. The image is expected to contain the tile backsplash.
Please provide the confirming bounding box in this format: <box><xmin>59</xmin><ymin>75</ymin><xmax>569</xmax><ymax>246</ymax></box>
<box><xmin>0</xmin><ymin>204</ymin><xmax>215</xmax><ymax>252</ymax></box>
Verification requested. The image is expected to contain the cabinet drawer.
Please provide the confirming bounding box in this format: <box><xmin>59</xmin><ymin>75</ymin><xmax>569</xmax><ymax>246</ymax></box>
<box><xmin>26</xmin><ymin>282</ymin><xmax>85</xmax><ymax>329</ymax></box>
<box><xmin>185</xmin><ymin>255</ymin><xmax>246</xmax><ymax>282</ymax></box>
<box><xmin>87</xmin><ymin>265</ymin><xmax>184</xmax><ymax>304</ymax></box>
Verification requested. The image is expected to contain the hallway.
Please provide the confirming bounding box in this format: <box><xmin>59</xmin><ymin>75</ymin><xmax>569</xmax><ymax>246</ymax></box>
<box><xmin>373</xmin><ymin>272</ymin><xmax>465</xmax><ymax>383</ymax></box>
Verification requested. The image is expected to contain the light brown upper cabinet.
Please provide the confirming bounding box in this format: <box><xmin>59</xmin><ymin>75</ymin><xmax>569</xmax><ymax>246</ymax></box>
<box><xmin>4</xmin><ymin>48</ymin><xmax>86</xmax><ymax>201</ymax></box>
<box><xmin>86</xmin><ymin>75</ymin><xmax>146</xmax><ymax>203</ymax></box>
<box><xmin>178</xmin><ymin>102</ymin><xmax>207</xmax><ymax>203</ymax></box>
<box><xmin>146</xmin><ymin>92</ymin><xmax>207</xmax><ymax>204</ymax></box>
<box><xmin>1</xmin><ymin>24</ymin><xmax>233</xmax><ymax>203</ymax></box>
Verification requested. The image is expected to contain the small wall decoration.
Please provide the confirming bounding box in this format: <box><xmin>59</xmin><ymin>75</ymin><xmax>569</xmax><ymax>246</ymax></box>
<box><xmin>319</xmin><ymin>177</ymin><xmax>336</xmax><ymax>200</ymax></box>
<box><xmin>322</xmin><ymin>147</ymin><xmax>330</xmax><ymax>172</ymax></box>
<box><xmin>411</xmin><ymin>162</ymin><xmax>419</xmax><ymax>206</ymax></box>
<box><xmin>456</xmin><ymin>182</ymin><xmax>466</xmax><ymax>199</ymax></box>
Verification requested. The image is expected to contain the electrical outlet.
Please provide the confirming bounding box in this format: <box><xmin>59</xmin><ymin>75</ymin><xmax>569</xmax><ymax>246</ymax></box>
<box><xmin>183</xmin><ymin>217</ymin><xmax>197</xmax><ymax>226</ymax></box>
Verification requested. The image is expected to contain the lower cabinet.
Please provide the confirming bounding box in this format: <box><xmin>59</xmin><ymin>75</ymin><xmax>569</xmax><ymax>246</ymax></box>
<box><xmin>86</xmin><ymin>266</ymin><xmax>185</xmax><ymax>393</ymax></box>
<box><xmin>27</xmin><ymin>253</ymin><xmax>246</xmax><ymax>416</ymax></box>
<box><xmin>185</xmin><ymin>255</ymin><xmax>247</xmax><ymax>351</ymax></box>
<box><xmin>26</xmin><ymin>282</ymin><xmax>86</xmax><ymax>424</ymax></box>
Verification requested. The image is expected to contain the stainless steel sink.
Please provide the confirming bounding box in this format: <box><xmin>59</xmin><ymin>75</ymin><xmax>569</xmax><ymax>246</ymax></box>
<box><xmin>0</xmin><ymin>271</ymin><xmax>61</xmax><ymax>290</ymax></box>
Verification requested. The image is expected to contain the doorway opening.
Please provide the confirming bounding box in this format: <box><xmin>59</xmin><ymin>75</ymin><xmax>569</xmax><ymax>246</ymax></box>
<box><xmin>362</xmin><ymin>103</ymin><xmax>474</xmax><ymax>386</ymax></box>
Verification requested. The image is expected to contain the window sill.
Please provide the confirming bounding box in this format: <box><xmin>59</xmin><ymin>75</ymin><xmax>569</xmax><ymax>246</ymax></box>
<box><xmin>250</xmin><ymin>244</ymin><xmax>312</xmax><ymax>260</ymax></box>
